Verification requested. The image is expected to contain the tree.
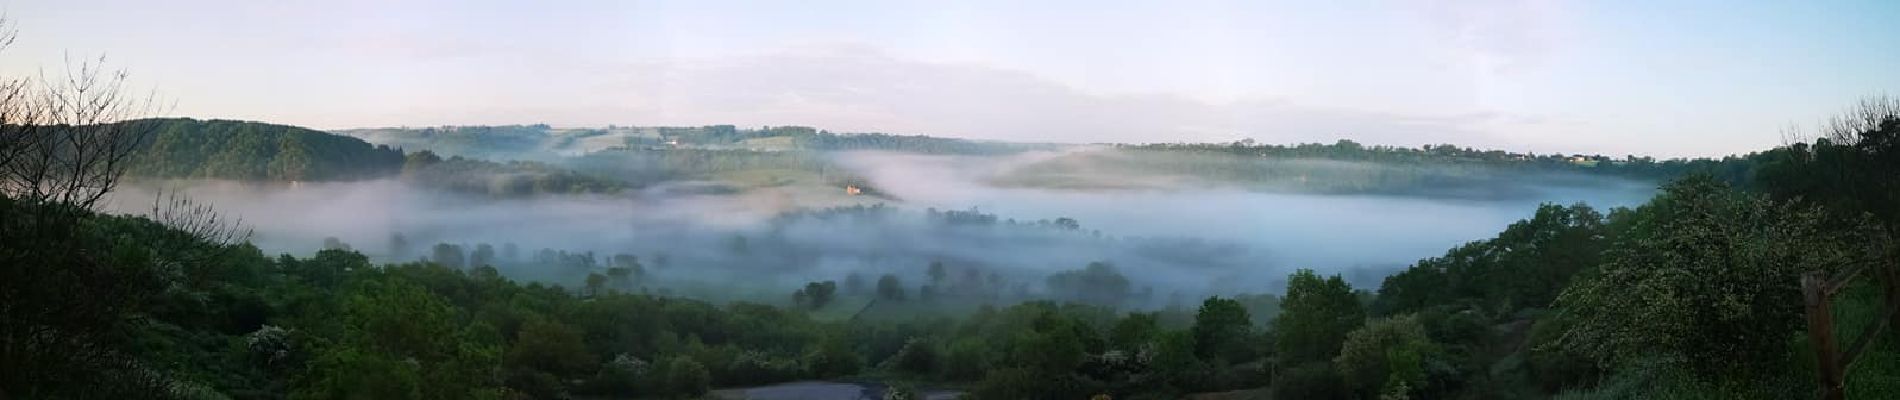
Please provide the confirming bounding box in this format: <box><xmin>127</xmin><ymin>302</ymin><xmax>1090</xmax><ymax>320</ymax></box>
<box><xmin>943</xmin><ymin>338</ymin><xmax>992</xmax><ymax>381</ymax></box>
<box><xmin>877</xmin><ymin>274</ymin><xmax>907</xmax><ymax>301</ymax></box>
<box><xmin>585</xmin><ymin>273</ymin><xmax>608</xmax><ymax>297</ymax></box>
<box><xmin>1334</xmin><ymin>314</ymin><xmax>1436</xmax><ymax>399</ymax></box>
<box><xmin>607</xmin><ymin>254</ymin><xmax>644</xmax><ymax>286</ymax></box>
<box><xmin>1191</xmin><ymin>297</ymin><xmax>1253</xmax><ymax>362</ymax></box>
<box><xmin>1553</xmin><ymin>176</ymin><xmax>1885</xmax><ymax>376</ymax></box>
<box><xmin>389</xmin><ymin>233</ymin><xmax>411</xmax><ymax>259</ymax></box>
<box><xmin>927</xmin><ymin>261</ymin><xmax>948</xmax><ymax>285</ymax></box>
<box><xmin>793</xmin><ymin>280</ymin><xmax>838</xmax><ymax>309</ymax></box>
<box><xmin>803</xmin><ymin>337</ymin><xmax>862</xmax><ymax>378</ymax></box>
<box><xmin>1045</xmin><ymin>262</ymin><xmax>1132</xmax><ymax>307</ymax></box>
<box><xmin>1372</xmin><ymin>204</ymin><xmax>1609</xmax><ymax>316</ymax></box>
<box><xmin>295</xmin><ymin>280</ymin><xmax>501</xmax><ymax>399</ymax></box>
<box><xmin>1273</xmin><ymin>362</ymin><xmax>1349</xmax><ymax>400</ymax></box>
<box><xmin>884</xmin><ymin>337</ymin><xmax>940</xmax><ymax>375</ymax></box>
<box><xmin>430</xmin><ymin>243</ymin><xmax>465</xmax><ymax>269</ymax></box>
<box><xmin>505</xmin><ymin>319</ymin><xmax>596</xmax><ymax>378</ymax></box>
<box><xmin>470</xmin><ymin>243</ymin><xmax>495</xmax><ymax>268</ymax></box>
<box><xmin>1110</xmin><ymin>312</ymin><xmax>1160</xmax><ymax>350</ymax></box>
<box><xmin>0</xmin><ymin>17</ymin><xmax>182</xmax><ymax>397</ymax></box>
<box><xmin>1277</xmin><ymin>269</ymin><xmax>1365</xmax><ymax>364</ymax></box>
<box><xmin>663</xmin><ymin>356</ymin><xmax>709</xmax><ymax>398</ymax></box>
<box><xmin>844</xmin><ymin>272</ymin><xmax>866</xmax><ymax>295</ymax></box>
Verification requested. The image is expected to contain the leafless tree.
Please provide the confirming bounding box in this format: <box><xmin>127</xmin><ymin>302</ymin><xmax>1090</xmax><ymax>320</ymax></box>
<box><xmin>1790</xmin><ymin>95</ymin><xmax>1900</xmax><ymax>146</ymax></box>
<box><xmin>0</xmin><ymin>16</ymin><xmax>183</xmax><ymax>399</ymax></box>
<box><xmin>149</xmin><ymin>188</ymin><xmax>253</xmax><ymax>258</ymax></box>
<box><xmin>0</xmin><ymin>54</ymin><xmax>162</xmax><ymax>209</ymax></box>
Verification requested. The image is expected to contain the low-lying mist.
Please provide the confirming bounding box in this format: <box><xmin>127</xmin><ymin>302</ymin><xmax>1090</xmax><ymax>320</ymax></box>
<box><xmin>103</xmin><ymin>149</ymin><xmax>1657</xmax><ymax>309</ymax></box>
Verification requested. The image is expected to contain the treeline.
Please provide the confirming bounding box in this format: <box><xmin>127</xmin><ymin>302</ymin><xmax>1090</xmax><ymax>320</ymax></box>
<box><xmin>130</xmin><ymin>118</ymin><xmax>405</xmax><ymax>180</ymax></box>
<box><xmin>342</xmin><ymin>125</ymin><xmax>553</xmax><ymax>160</ymax></box>
<box><xmin>1124</xmin><ymin>139</ymin><xmax>1763</xmax><ymax>183</ymax></box>
<box><xmin>1109</xmin><ymin>139</ymin><xmax>1763</xmax><ymax>192</ymax></box>
<box><xmin>661</xmin><ymin>125</ymin><xmax>1042</xmax><ymax>155</ymax></box>
<box><xmin>122</xmin><ymin>119</ymin><xmax>625</xmax><ymax>196</ymax></box>
<box><xmin>997</xmin><ymin>149</ymin><xmax>1587</xmax><ymax>199</ymax></box>
<box><xmin>0</xmin><ymin>193</ymin><xmax>1264</xmax><ymax>399</ymax></box>
<box><xmin>1350</xmin><ymin>105</ymin><xmax>1900</xmax><ymax>398</ymax></box>
<box><xmin>351</xmin><ymin>123</ymin><xmax>1041</xmax><ymax>159</ymax></box>
<box><xmin>569</xmin><ymin>147</ymin><xmax>839</xmax><ymax>185</ymax></box>
<box><xmin>401</xmin><ymin>151</ymin><xmax>626</xmax><ymax>196</ymax></box>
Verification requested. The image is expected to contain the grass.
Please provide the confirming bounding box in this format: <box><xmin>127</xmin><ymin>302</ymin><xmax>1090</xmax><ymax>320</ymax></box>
<box><xmin>1834</xmin><ymin>279</ymin><xmax>1900</xmax><ymax>398</ymax></box>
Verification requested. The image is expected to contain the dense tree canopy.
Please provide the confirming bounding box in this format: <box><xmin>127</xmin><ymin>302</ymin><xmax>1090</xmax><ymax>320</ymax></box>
<box><xmin>131</xmin><ymin>118</ymin><xmax>405</xmax><ymax>181</ymax></box>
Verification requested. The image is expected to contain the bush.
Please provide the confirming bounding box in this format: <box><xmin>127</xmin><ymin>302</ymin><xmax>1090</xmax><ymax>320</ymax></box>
<box><xmin>1526</xmin><ymin>316</ymin><xmax>1599</xmax><ymax>392</ymax></box>
<box><xmin>1273</xmin><ymin>362</ymin><xmax>1349</xmax><ymax>400</ymax></box>
<box><xmin>970</xmin><ymin>367</ymin><xmax>1086</xmax><ymax>400</ymax></box>
<box><xmin>943</xmin><ymin>338</ymin><xmax>992</xmax><ymax>381</ymax></box>
<box><xmin>503</xmin><ymin>369</ymin><xmax>565</xmax><ymax>400</ymax></box>
<box><xmin>578</xmin><ymin>354</ymin><xmax>649</xmax><ymax>397</ymax></box>
<box><xmin>1334</xmin><ymin>314</ymin><xmax>1437</xmax><ymax>398</ymax></box>
<box><xmin>802</xmin><ymin>340</ymin><xmax>862</xmax><ymax>378</ymax></box>
<box><xmin>883</xmin><ymin>338</ymin><xmax>940</xmax><ymax>376</ymax></box>
<box><xmin>1553</xmin><ymin>176</ymin><xmax>1885</xmax><ymax>376</ymax></box>
<box><xmin>883</xmin><ymin>383</ymin><xmax>920</xmax><ymax>400</ymax></box>
<box><xmin>664</xmin><ymin>356</ymin><xmax>710</xmax><ymax>398</ymax></box>
<box><xmin>726</xmin><ymin>350</ymin><xmax>800</xmax><ymax>386</ymax></box>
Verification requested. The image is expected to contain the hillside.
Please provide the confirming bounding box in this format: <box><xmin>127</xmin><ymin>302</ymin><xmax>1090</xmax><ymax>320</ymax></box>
<box><xmin>130</xmin><ymin>118</ymin><xmax>405</xmax><ymax>181</ymax></box>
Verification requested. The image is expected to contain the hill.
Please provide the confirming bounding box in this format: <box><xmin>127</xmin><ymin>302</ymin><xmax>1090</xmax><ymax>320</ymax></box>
<box><xmin>130</xmin><ymin>118</ymin><xmax>405</xmax><ymax>181</ymax></box>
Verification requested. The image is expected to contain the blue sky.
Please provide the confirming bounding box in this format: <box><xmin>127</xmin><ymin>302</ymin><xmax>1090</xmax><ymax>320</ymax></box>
<box><xmin>3</xmin><ymin>0</ymin><xmax>1896</xmax><ymax>156</ymax></box>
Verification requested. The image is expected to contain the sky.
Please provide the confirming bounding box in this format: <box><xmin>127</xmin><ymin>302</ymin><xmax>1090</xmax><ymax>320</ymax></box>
<box><xmin>2</xmin><ymin>0</ymin><xmax>1896</xmax><ymax>157</ymax></box>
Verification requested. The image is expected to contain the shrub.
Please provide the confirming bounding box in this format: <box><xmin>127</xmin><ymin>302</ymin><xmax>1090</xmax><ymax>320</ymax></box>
<box><xmin>664</xmin><ymin>356</ymin><xmax>710</xmax><ymax>398</ymax></box>
<box><xmin>1273</xmin><ymin>362</ymin><xmax>1350</xmax><ymax>400</ymax></box>
<box><xmin>1334</xmin><ymin>314</ymin><xmax>1437</xmax><ymax>398</ymax></box>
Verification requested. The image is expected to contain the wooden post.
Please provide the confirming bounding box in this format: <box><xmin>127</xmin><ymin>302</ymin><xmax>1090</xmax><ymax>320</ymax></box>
<box><xmin>1804</xmin><ymin>271</ymin><xmax>1845</xmax><ymax>400</ymax></box>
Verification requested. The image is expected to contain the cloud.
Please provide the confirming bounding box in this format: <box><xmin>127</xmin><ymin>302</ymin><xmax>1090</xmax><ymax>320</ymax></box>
<box><xmin>1408</xmin><ymin>0</ymin><xmax>1575</xmax><ymax>75</ymax></box>
<box><xmin>587</xmin><ymin>44</ymin><xmax>1505</xmax><ymax>147</ymax></box>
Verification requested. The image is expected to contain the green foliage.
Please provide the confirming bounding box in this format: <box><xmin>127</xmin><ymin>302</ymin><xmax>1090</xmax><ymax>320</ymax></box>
<box><xmin>1190</xmin><ymin>297</ymin><xmax>1253</xmax><ymax>362</ymax></box>
<box><xmin>1278</xmin><ymin>269</ymin><xmax>1366</xmax><ymax>365</ymax></box>
<box><xmin>1046</xmin><ymin>261</ymin><xmax>1134</xmax><ymax>307</ymax></box>
<box><xmin>1334</xmin><ymin>314</ymin><xmax>1438</xmax><ymax>399</ymax></box>
<box><xmin>663</xmin><ymin>356</ymin><xmax>711</xmax><ymax>398</ymax></box>
<box><xmin>23</xmin><ymin>104</ymin><xmax>1900</xmax><ymax>400</ymax></box>
<box><xmin>1373</xmin><ymin>203</ymin><xmax>1612</xmax><ymax>316</ymax></box>
<box><xmin>970</xmin><ymin>367</ymin><xmax>1085</xmax><ymax>400</ymax></box>
<box><xmin>131</xmin><ymin>118</ymin><xmax>405</xmax><ymax>181</ymax></box>
<box><xmin>504</xmin><ymin>318</ymin><xmax>597</xmax><ymax>378</ymax></box>
<box><xmin>883</xmin><ymin>337</ymin><xmax>941</xmax><ymax>375</ymax></box>
<box><xmin>1526</xmin><ymin>314</ymin><xmax>1600</xmax><ymax>392</ymax></box>
<box><xmin>884</xmin><ymin>383</ymin><xmax>922</xmax><ymax>400</ymax></box>
<box><xmin>293</xmin><ymin>280</ymin><xmax>501</xmax><ymax>399</ymax></box>
<box><xmin>942</xmin><ymin>337</ymin><xmax>993</xmax><ymax>381</ymax></box>
<box><xmin>794</xmin><ymin>280</ymin><xmax>838</xmax><ymax>309</ymax></box>
<box><xmin>1273</xmin><ymin>362</ymin><xmax>1350</xmax><ymax>400</ymax></box>
<box><xmin>802</xmin><ymin>337</ymin><xmax>863</xmax><ymax>378</ymax></box>
<box><xmin>1553</xmin><ymin>176</ymin><xmax>1886</xmax><ymax>376</ymax></box>
<box><xmin>400</xmin><ymin>152</ymin><xmax>626</xmax><ymax>196</ymax></box>
<box><xmin>1109</xmin><ymin>312</ymin><xmax>1161</xmax><ymax>350</ymax></box>
<box><xmin>876</xmin><ymin>274</ymin><xmax>908</xmax><ymax>301</ymax></box>
<box><xmin>1002</xmin><ymin>141</ymin><xmax>1760</xmax><ymax>198</ymax></box>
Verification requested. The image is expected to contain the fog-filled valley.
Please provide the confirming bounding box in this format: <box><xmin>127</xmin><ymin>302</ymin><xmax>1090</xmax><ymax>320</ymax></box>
<box><xmin>28</xmin><ymin>107</ymin><xmax>1879</xmax><ymax>400</ymax></box>
<box><xmin>12</xmin><ymin>3</ymin><xmax>1900</xmax><ymax>398</ymax></box>
<box><xmin>103</xmin><ymin>131</ymin><xmax>1657</xmax><ymax>308</ymax></box>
